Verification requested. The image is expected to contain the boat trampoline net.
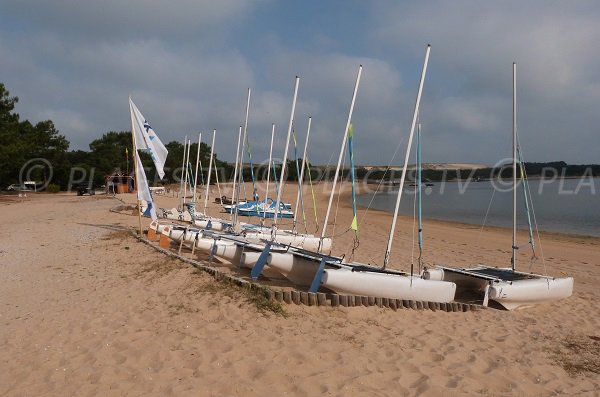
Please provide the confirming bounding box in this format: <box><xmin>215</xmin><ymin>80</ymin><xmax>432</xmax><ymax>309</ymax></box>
<box><xmin>464</xmin><ymin>267</ymin><xmax>539</xmax><ymax>281</ymax></box>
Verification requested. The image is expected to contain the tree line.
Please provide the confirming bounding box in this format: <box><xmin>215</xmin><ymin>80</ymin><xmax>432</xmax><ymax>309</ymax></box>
<box><xmin>0</xmin><ymin>83</ymin><xmax>316</xmax><ymax>191</ymax></box>
<box><xmin>1</xmin><ymin>82</ymin><xmax>597</xmax><ymax>191</ymax></box>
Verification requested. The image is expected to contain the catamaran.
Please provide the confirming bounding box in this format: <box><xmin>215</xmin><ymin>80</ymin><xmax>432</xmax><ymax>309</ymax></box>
<box><xmin>422</xmin><ymin>63</ymin><xmax>574</xmax><ymax>310</ymax></box>
<box><xmin>246</xmin><ymin>46</ymin><xmax>457</xmax><ymax>303</ymax></box>
<box><xmin>152</xmin><ymin>80</ymin><xmax>333</xmax><ymax>257</ymax></box>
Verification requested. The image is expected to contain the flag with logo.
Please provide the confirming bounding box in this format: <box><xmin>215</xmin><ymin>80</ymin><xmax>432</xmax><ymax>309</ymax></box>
<box><xmin>134</xmin><ymin>150</ymin><xmax>157</xmax><ymax>221</ymax></box>
<box><xmin>129</xmin><ymin>97</ymin><xmax>168</xmax><ymax>179</ymax></box>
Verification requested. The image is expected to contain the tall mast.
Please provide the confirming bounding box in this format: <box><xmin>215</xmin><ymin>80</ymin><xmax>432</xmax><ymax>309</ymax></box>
<box><xmin>233</xmin><ymin>88</ymin><xmax>251</xmax><ymax>230</ymax></box>
<box><xmin>273</xmin><ymin>77</ymin><xmax>300</xmax><ymax>230</ymax></box>
<box><xmin>178</xmin><ymin>136</ymin><xmax>188</xmax><ymax>211</ymax></box>
<box><xmin>512</xmin><ymin>62</ymin><xmax>517</xmax><ymax>271</ymax></box>
<box><xmin>383</xmin><ymin>44</ymin><xmax>430</xmax><ymax>269</ymax></box>
<box><xmin>293</xmin><ymin>116</ymin><xmax>312</xmax><ymax>232</ymax></box>
<box><xmin>319</xmin><ymin>65</ymin><xmax>362</xmax><ymax>251</ymax></box>
<box><xmin>193</xmin><ymin>132</ymin><xmax>202</xmax><ymax>204</ymax></box>
<box><xmin>417</xmin><ymin>121</ymin><xmax>423</xmax><ymax>270</ymax></box>
<box><xmin>203</xmin><ymin>129</ymin><xmax>216</xmax><ymax>214</ymax></box>
<box><xmin>230</xmin><ymin>125</ymin><xmax>243</xmax><ymax>221</ymax></box>
<box><xmin>263</xmin><ymin>123</ymin><xmax>275</xmax><ymax>222</ymax></box>
<box><xmin>182</xmin><ymin>139</ymin><xmax>191</xmax><ymax>208</ymax></box>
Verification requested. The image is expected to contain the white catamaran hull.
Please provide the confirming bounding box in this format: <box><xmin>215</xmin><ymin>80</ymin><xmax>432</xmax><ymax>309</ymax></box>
<box><xmin>423</xmin><ymin>267</ymin><xmax>574</xmax><ymax>310</ymax></box>
<box><xmin>242</xmin><ymin>251</ymin><xmax>321</xmax><ymax>286</ymax></box>
<box><xmin>194</xmin><ymin>238</ymin><xmax>243</xmax><ymax>264</ymax></box>
<box><xmin>239</xmin><ymin>252</ymin><xmax>285</xmax><ymax>279</ymax></box>
<box><xmin>244</xmin><ymin>232</ymin><xmax>331</xmax><ymax>252</ymax></box>
<box><xmin>488</xmin><ymin>277</ymin><xmax>574</xmax><ymax>310</ymax></box>
<box><xmin>321</xmin><ymin>268</ymin><xmax>457</xmax><ymax>303</ymax></box>
<box><xmin>193</xmin><ymin>219</ymin><xmax>226</xmax><ymax>231</ymax></box>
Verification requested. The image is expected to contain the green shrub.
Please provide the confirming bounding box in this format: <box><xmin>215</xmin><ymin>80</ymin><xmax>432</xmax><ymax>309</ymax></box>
<box><xmin>47</xmin><ymin>184</ymin><xmax>61</xmax><ymax>193</ymax></box>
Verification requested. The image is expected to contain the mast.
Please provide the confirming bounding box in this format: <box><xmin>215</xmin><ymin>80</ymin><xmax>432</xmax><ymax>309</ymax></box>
<box><xmin>233</xmin><ymin>88</ymin><xmax>251</xmax><ymax>230</ymax></box>
<box><xmin>273</xmin><ymin>77</ymin><xmax>300</xmax><ymax>231</ymax></box>
<box><xmin>203</xmin><ymin>129</ymin><xmax>216</xmax><ymax>214</ymax></box>
<box><xmin>230</xmin><ymin>125</ymin><xmax>243</xmax><ymax>221</ymax></box>
<box><xmin>383</xmin><ymin>44</ymin><xmax>430</xmax><ymax>269</ymax></box>
<box><xmin>417</xmin><ymin>121</ymin><xmax>423</xmax><ymax>271</ymax></box>
<box><xmin>512</xmin><ymin>62</ymin><xmax>517</xmax><ymax>271</ymax></box>
<box><xmin>193</xmin><ymin>132</ymin><xmax>202</xmax><ymax>204</ymax></box>
<box><xmin>319</xmin><ymin>65</ymin><xmax>362</xmax><ymax>251</ymax></box>
<box><xmin>178</xmin><ymin>136</ymin><xmax>188</xmax><ymax>211</ymax></box>
<box><xmin>182</xmin><ymin>138</ymin><xmax>191</xmax><ymax>208</ymax></box>
<box><xmin>263</xmin><ymin>123</ymin><xmax>275</xmax><ymax>223</ymax></box>
<box><xmin>293</xmin><ymin>116</ymin><xmax>312</xmax><ymax>232</ymax></box>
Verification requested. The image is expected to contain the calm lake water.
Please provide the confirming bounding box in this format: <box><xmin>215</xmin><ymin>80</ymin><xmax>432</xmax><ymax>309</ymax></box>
<box><xmin>357</xmin><ymin>177</ymin><xmax>600</xmax><ymax>237</ymax></box>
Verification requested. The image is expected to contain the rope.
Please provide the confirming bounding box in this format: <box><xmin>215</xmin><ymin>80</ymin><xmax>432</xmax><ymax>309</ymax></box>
<box><xmin>292</xmin><ymin>128</ymin><xmax>307</xmax><ymax>232</ymax></box>
<box><xmin>357</xmin><ymin>136</ymin><xmax>406</xmax><ymax>226</ymax></box>
<box><xmin>330</xmin><ymin>145</ymin><xmax>348</xmax><ymax>244</ymax></box>
<box><xmin>214</xmin><ymin>162</ymin><xmax>223</xmax><ymax>206</ymax></box>
<box><xmin>305</xmin><ymin>156</ymin><xmax>319</xmax><ymax>233</ymax></box>
<box><xmin>516</xmin><ymin>134</ymin><xmax>547</xmax><ymax>276</ymax></box>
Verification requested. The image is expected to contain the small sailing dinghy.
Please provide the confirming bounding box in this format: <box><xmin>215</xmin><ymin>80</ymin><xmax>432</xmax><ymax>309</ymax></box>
<box><xmin>423</xmin><ymin>63</ymin><xmax>573</xmax><ymax>310</ymax></box>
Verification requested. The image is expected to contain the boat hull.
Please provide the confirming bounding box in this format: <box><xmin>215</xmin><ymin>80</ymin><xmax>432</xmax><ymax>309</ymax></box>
<box><xmin>488</xmin><ymin>276</ymin><xmax>574</xmax><ymax>310</ymax></box>
<box><xmin>321</xmin><ymin>268</ymin><xmax>457</xmax><ymax>302</ymax></box>
<box><xmin>262</xmin><ymin>252</ymin><xmax>323</xmax><ymax>286</ymax></box>
<box><xmin>424</xmin><ymin>266</ymin><xmax>574</xmax><ymax>310</ymax></box>
<box><xmin>239</xmin><ymin>252</ymin><xmax>285</xmax><ymax>279</ymax></box>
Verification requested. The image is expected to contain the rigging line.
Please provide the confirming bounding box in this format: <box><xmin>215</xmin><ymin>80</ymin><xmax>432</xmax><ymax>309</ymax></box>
<box><xmin>292</xmin><ymin>128</ymin><xmax>307</xmax><ymax>231</ymax></box>
<box><xmin>416</xmin><ymin>121</ymin><xmax>423</xmax><ymax>274</ymax></box>
<box><xmin>197</xmin><ymin>147</ymin><xmax>205</xmax><ymax>201</ymax></box>
<box><xmin>517</xmin><ymin>139</ymin><xmax>535</xmax><ymax>255</ymax></box>
<box><xmin>331</xmin><ymin>141</ymin><xmax>349</xmax><ymax>246</ymax></box>
<box><xmin>358</xmin><ymin>135</ymin><xmax>407</xmax><ymax>226</ymax></box>
<box><xmin>271</xmin><ymin>160</ymin><xmax>280</xmax><ymax>207</ymax></box>
<box><xmin>316</xmin><ymin>151</ymin><xmax>336</xmax><ymax>183</ymax></box>
<box><xmin>214</xmin><ymin>159</ymin><xmax>223</xmax><ymax>206</ymax></box>
<box><xmin>347</xmin><ymin>124</ymin><xmax>359</xmax><ymax>235</ymax></box>
<box><xmin>305</xmin><ymin>155</ymin><xmax>319</xmax><ymax>232</ymax></box>
<box><xmin>516</xmin><ymin>133</ymin><xmax>547</xmax><ymax>275</ymax></box>
<box><xmin>477</xmin><ymin>186</ymin><xmax>497</xmax><ymax>237</ymax></box>
<box><xmin>245</xmin><ymin>136</ymin><xmax>260</xmax><ymax>217</ymax></box>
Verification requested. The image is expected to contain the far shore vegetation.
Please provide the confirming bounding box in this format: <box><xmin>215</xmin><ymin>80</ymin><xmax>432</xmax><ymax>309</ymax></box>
<box><xmin>1</xmin><ymin>83</ymin><xmax>598</xmax><ymax>191</ymax></box>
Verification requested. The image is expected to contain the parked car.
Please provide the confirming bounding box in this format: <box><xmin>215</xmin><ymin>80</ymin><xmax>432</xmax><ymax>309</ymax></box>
<box><xmin>6</xmin><ymin>184</ymin><xmax>32</xmax><ymax>192</ymax></box>
<box><xmin>75</xmin><ymin>184</ymin><xmax>95</xmax><ymax>196</ymax></box>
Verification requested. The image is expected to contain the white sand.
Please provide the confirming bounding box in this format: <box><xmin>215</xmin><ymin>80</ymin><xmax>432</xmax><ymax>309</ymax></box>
<box><xmin>1</xmin><ymin>186</ymin><xmax>598</xmax><ymax>396</ymax></box>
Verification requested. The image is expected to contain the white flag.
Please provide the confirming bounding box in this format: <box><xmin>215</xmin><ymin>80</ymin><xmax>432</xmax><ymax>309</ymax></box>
<box><xmin>129</xmin><ymin>97</ymin><xmax>168</xmax><ymax>179</ymax></box>
<box><xmin>135</xmin><ymin>150</ymin><xmax>157</xmax><ymax>221</ymax></box>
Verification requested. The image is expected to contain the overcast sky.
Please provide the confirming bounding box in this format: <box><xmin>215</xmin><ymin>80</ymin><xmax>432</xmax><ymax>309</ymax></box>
<box><xmin>1</xmin><ymin>1</ymin><xmax>599</xmax><ymax>166</ymax></box>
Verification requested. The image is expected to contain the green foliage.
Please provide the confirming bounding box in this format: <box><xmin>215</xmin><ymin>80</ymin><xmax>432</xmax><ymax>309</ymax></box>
<box><xmin>47</xmin><ymin>183</ymin><xmax>61</xmax><ymax>193</ymax></box>
<box><xmin>0</xmin><ymin>83</ymin><xmax>70</xmax><ymax>188</ymax></box>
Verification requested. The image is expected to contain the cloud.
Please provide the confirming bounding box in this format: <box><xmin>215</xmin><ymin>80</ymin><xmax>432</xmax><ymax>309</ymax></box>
<box><xmin>0</xmin><ymin>0</ymin><xmax>269</xmax><ymax>41</ymax></box>
<box><xmin>1</xmin><ymin>1</ymin><xmax>598</xmax><ymax>166</ymax></box>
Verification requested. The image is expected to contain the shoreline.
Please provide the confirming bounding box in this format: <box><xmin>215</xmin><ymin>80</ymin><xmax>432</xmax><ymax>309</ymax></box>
<box><xmin>337</xmin><ymin>182</ymin><xmax>600</xmax><ymax>244</ymax></box>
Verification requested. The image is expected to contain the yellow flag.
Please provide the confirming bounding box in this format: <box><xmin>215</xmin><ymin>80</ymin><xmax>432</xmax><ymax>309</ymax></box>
<box><xmin>351</xmin><ymin>215</ymin><xmax>358</xmax><ymax>231</ymax></box>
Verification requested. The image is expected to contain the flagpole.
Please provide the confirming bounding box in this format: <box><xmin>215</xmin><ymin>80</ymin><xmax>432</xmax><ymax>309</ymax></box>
<box><xmin>129</xmin><ymin>96</ymin><xmax>143</xmax><ymax>236</ymax></box>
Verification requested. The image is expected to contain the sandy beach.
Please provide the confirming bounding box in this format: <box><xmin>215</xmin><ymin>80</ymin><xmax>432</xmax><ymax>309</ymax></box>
<box><xmin>1</xmin><ymin>182</ymin><xmax>599</xmax><ymax>396</ymax></box>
